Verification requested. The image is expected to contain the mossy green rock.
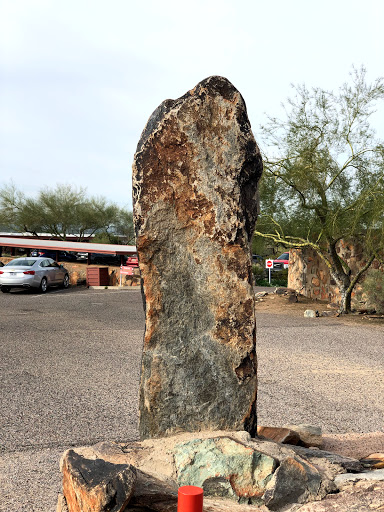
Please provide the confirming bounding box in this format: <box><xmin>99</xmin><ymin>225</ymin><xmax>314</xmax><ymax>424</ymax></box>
<box><xmin>174</xmin><ymin>437</ymin><xmax>277</xmax><ymax>502</ymax></box>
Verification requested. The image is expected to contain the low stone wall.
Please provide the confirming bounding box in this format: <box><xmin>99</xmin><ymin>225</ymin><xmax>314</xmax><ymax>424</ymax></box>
<box><xmin>288</xmin><ymin>241</ymin><xmax>383</xmax><ymax>307</ymax></box>
<box><xmin>0</xmin><ymin>257</ymin><xmax>141</xmax><ymax>287</ymax></box>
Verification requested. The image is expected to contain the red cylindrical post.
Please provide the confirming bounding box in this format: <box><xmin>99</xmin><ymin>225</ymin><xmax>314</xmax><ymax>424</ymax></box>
<box><xmin>178</xmin><ymin>485</ymin><xmax>203</xmax><ymax>512</ymax></box>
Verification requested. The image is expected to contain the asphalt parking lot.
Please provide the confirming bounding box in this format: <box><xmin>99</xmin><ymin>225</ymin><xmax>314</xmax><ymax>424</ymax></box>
<box><xmin>0</xmin><ymin>286</ymin><xmax>383</xmax><ymax>511</ymax></box>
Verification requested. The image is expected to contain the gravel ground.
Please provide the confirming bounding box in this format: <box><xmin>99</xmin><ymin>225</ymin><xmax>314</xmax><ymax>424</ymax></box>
<box><xmin>0</xmin><ymin>286</ymin><xmax>383</xmax><ymax>511</ymax></box>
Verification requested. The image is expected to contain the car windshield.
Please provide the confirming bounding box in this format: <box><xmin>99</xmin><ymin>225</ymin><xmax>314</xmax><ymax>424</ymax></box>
<box><xmin>5</xmin><ymin>259</ymin><xmax>36</xmax><ymax>267</ymax></box>
<box><xmin>276</xmin><ymin>253</ymin><xmax>289</xmax><ymax>260</ymax></box>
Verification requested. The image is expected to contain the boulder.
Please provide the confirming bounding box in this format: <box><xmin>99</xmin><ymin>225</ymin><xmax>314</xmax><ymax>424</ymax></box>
<box><xmin>262</xmin><ymin>456</ymin><xmax>322</xmax><ymax>510</ymax></box>
<box><xmin>284</xmin><ymin>424</ymin><xmax>323</xmax><ymax>448</ymax></box>
<box><xmin>132</xmin><ymin>76</ymin><xmax>263</xmax><ymax>439</ymax></box>
<box><xmin>60</xmin><ymin>449</ymin><xmax>136</xmax><ymax>512</ymax></box>
<box><xmin>59</xmin><ymin>431</ymin><xmax>341</xmax><ymax>511</ymax></box>
<box><xmin>173</xmin><ymin>436</ymin><xmax>277</xmax><ymax>503</ymax></box>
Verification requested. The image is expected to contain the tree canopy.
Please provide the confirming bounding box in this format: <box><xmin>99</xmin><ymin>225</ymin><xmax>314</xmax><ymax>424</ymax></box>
<box><xmin>256</xmin><ymin>67</ymin><xmax>384</xmax><ymax>312</ymax></box>
<box><xmin>0</xmin><ymin>183</ymin><xmax>135</xmax><ymax>244</ymax></box>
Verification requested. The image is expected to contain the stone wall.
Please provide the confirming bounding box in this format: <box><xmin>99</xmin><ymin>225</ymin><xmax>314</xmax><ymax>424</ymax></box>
<box><xmin>288</xmin><ymin>241</ymin><xmax>383</xmax><ymax>306</ymax></box>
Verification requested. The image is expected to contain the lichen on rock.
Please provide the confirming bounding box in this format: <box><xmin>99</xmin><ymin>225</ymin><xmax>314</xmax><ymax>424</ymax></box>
<box><xmin>132</xmin><ymin>76</ymin><xmax>263</xmax><ymax>440</ymax></box>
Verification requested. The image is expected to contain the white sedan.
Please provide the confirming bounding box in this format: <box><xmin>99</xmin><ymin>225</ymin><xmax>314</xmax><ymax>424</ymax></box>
<box><xmin>0</xmin><ymin>257</ymin><xmax>70</xmax><ymax>293</ymax></box>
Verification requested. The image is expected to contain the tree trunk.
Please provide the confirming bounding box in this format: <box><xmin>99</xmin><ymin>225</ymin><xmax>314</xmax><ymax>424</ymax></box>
<box><xmin>327</xmin><ymin>241</ymin><xmax>352</xmax><ymax>314</ymax></box>
<box><xmin>339</xmin><ymin>283</ymin><xmax>352</xmax><ymax>314</ymax></box>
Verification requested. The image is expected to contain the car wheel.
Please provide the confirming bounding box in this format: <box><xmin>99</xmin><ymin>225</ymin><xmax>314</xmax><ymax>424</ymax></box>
<box><xmin>1</xmin><ymin>286</ymin><xmax>10</xmax><ymax>293</ymax></box>
<box><xmin>62</xmin><ymin>274</ymin><xmax>69</xmax><ymax>289</ymax></box>
<box><xmin>39</xmin><ymin>277</ymin><xmax>48</xmax><ymax>293</ymax></box>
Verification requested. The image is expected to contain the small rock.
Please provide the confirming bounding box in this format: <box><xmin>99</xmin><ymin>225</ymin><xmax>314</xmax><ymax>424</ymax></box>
<box><xmin>274</xmin><ymin>287</ymin><xmax>288</xmax><ymax>295</ymax></box>
<box><xmin>257</xmin><ymin>426</ymin><xmax>301</xmax><ymax>445</ymax></box>
<box><xmin>294</xmin><ymin>480</ymin><xmax>384</xmax><ymax>511</ymax></box>
<box><xmin>327</xmin><ymin>303</ymin><xmax>339</xmax><ymax>310</ymax></box>
<box><xmin>284</xmin><ymin>424</ymin><xmax>323</xmax><ymax>448</ymax></box>
<box><xmin>293</xmin><ymin>445</ymin><xmax>364</xmax><ymax>474</ymax></box>
<box><xmin>304</xmin><ymin>310</ymin><xmax>316</xmax><ymax>318</ymax></box>
<box><xmin>320</xmin><ymin>311</ymin><xmax>335</xmax><ymax>317</ymax></box>
<box><xmin>255</xmin><ymin>291</ymin><xmax>268</xmax><ymax>298</ymax></box>
<box><xmin>263</xmin><ymin>456</ymin><xmax>322</xmax><ymax>510</ymax></box>
<box><xmin>60</xmin><ymin>449</ymin><xmax>136</xmax><ymax>512</ymax></box>
<box><xmin>360</xmin><ymin>453</ymin><xmax>384</xmax><ymax>469</ymax></box>
<box><xmin>334</xmin><ymin>469</ymin><xmax>384</xmax><ymax>489</ymax></box>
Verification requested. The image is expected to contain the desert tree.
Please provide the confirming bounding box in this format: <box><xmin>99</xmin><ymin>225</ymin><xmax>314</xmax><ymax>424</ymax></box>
<box><xmin>0</xmin><ymin>183</ymin><xmax>133</xmax><ymax>242</ymax></box>
<box><xmin>255</xmin><ymin>67</ymin><xmax>384</xmax><ymax>313</ymax></box>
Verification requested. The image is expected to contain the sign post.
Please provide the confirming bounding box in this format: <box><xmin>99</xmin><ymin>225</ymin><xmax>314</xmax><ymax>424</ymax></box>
<box><xmin>120</xmin><ymin>265</ymin><xmax>134</xmax><ymax>286</ymax></box>
<box><xmin>265</xmin><ymin>259</ymin><xmax>273</xmax><ymax>284</ymax></box>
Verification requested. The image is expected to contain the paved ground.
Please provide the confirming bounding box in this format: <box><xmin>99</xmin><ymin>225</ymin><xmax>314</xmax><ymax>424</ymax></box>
<box><xmin>0</xmin><ymin>286</ymin><xmax>383</xmax><ymax>511</ymax></box>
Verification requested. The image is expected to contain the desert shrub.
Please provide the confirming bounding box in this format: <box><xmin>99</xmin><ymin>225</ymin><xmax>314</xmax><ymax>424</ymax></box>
<box><xmin>253</xmin><ymin>266</ymin><xmax>288</xmax><ymax>287</ymax></box>
<box><xmin>359</xmin><ymin>269</ymin><xmax>384</xmax><ymax>313</ymax></box>
<box><xmin>252</xmin><ymin>264</ymin><xmax>265</xmax><ymax>281</ymax></box>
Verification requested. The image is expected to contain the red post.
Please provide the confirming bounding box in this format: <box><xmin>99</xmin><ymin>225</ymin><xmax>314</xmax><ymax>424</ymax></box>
<box><xmin>178</xmin><ymin>486</ymin><xmax>203</xmax><ymax>512</ymax></box>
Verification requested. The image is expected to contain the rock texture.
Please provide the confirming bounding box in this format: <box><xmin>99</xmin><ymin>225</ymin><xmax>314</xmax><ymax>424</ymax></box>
<box><xmin>132</xmin><ymin>76</ymin><xmax>263</xmax><ymax>439</ymax></box>
<box><xmin>284</xmin><ymin>424</ymin><xmax>323</xmax><ymax>448</ymax></box>
<box><xmin>174</xmin><ymin>436</ymin><xmax>277</xmax><ymax>503</ymax></box>
<box><xmin>257</xmin><ymin>426</ymin><xmax>301</xmax><ymax>445</ymax></box>
<box><xmin>295</xmin><ymin>481</ymin><xmax>384</xmax><ymax>511</ymax></box>
<box><xmin>60</xmin><ymin>449</ymin><xmax>136</xmax><ymax>512</ymax></box>
<box><xmin>58</xmin><ymin>431</ymin><xmax>344</xmax><ymax>511</ymax></box>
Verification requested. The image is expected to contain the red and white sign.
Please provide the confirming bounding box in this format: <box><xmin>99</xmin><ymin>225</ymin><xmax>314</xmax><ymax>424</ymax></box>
<box><xmin>265</xmin><ymin>259</ymin><xmax>273</xmax><ymax>269</ymax></box>
<box><xmin>120</xmin><ymin>265</ymin><xmax>134</xmax><ymax>276</ymax></box>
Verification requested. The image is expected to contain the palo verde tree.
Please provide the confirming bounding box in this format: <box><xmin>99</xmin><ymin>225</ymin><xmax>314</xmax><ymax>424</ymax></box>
<box><xmin>256</xmin><ymin>67</ymin><xmax>384</xmax><ymax>313</ymax></box>
<box><xmin>0</xmin><ymin>183</ymin><xmax>133</xmax><ymax>242</ymax></box>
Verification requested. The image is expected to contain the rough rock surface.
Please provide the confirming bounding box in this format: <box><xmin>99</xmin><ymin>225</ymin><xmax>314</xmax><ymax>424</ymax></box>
<box><xmin>334</xmin><ymin>468</ymin><xmax>384</xmax><ymax>488</ymax></box>
<box><xmin>360</xmin><ymin>452</ymin><xmax>384</xmax><ymax>469</ymax></box>
<box><xmin>257</xmin><ymin>426</ymin><xmax>301</xmax><ymax>445</ymax></box>
<box><xmin>132</xmin><ymin>76</ymin><xmax>263</xmax><ymax>439</ymax></box>
<box><xmin>284</xmin><ymin>424</ymin><xmax>323</xmax><ymax>448</ymax></box>
<box><xmin>295</xmin><ymin>481</ymin><xmax>384</xmax><ymax>511</ymax></box>
<box><xmin>58</xmin><ymin>431</ymin><xmax>344</xmax><ymax>511</ymax></box>
<box><xmin>174</xmin><ymin>436</ymin><xmax>277</xmax><ymax>503</ymax></box>
<box><xmin>60</xmin><ymin>449</ymin><xmax>136</xmax><ymax>512</ymax></box>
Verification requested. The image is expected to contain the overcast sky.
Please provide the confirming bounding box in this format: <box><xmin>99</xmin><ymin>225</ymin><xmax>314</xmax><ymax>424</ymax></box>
<box><xmin>1</xmin><ymin>0</ymin><xmax>383</xmax><ymax>209</ymax></box>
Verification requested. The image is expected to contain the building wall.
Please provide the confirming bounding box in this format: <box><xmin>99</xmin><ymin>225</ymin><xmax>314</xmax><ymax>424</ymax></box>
<box><xmin>288</xmin><ymin>241</ymin><xmax>382</xmax><ymax>306</ymax></box>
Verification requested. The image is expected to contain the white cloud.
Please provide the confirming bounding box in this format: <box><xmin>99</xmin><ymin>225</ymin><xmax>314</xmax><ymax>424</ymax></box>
<box><xmin>0</xmin><ymin>0</ymin><xmax>383</xmax><ymax>208</ymax></box>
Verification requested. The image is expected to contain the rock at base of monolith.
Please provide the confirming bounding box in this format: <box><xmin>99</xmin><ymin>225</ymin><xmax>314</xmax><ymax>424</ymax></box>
<box><xmin>60</xmin><ymin>449</ymin><xmax>136</xmax><ymax>512</ymax></box>
<box><xmin>132</xmin><ymin>76</ymin><xmax>263</xmax><ymax>440</ymax></box>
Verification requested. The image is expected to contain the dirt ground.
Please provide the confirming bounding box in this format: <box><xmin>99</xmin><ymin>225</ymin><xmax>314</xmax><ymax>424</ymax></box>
<box><xmin>255</xmin><ymin>288</ymin><xmax>384</xmax><ymax>327</ymax></box>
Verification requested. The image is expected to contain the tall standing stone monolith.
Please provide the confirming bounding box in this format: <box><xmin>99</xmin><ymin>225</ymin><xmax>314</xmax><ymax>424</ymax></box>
<box><xmin>133</xmin><ymin>76</ymin><xmax>263</xmax><ymax>440</ymax></box>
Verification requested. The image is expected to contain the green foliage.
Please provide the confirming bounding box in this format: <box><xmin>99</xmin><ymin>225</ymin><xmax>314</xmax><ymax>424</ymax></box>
<box><xmin>252</xmin><ymin>264</ymin><xmax>265</xmax><ymax>280</ymax></box>
<box><xmin>252</xmin><ymin>264</ymin><xmax>288</xmax><ymax>287</ymax></box>
<box><xmin>256</xmin><ymin>67</ymin><xmax>384</xmax><ymax>312</ymax></box>
<box><xmin>359</xmin><ymin>269</ymin><xmax>384</xmax><ymax>313</ymax></box>
<box><xmin>0</xmin><ymin>183</ymin><xmax>134</xmax><ymax>243</ymax></box>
